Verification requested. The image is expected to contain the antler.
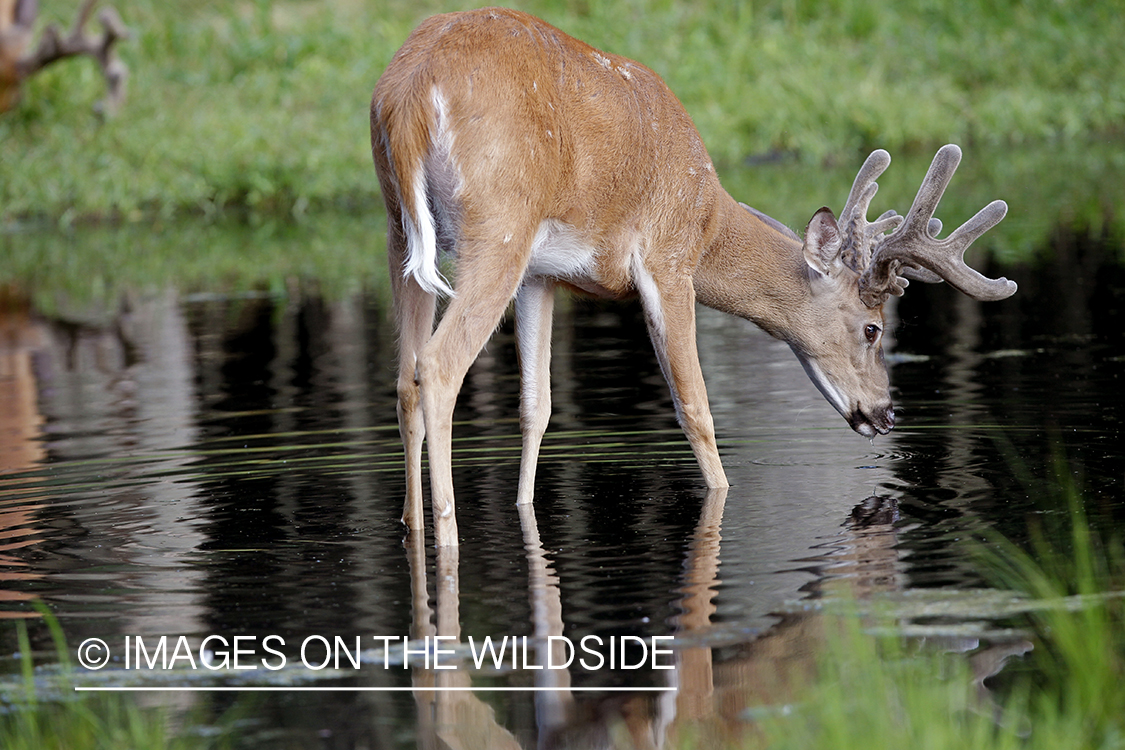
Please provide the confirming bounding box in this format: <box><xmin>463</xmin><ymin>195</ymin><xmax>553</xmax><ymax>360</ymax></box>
<box><xmin>855</xmin><ymin>144</ymin><xmax>1015</xmax><ymax>308</ymax></box>
<box><xmin>837</xmin><ymin>148</ymin><xmax>903</xmax><ymax>274</ymax></box>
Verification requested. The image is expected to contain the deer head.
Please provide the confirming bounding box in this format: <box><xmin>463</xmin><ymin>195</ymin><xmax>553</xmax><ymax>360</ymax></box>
<box><xmin>788</xmin><ymin>145</ymin><xmax>1015</xmax><ymax>438</ymax></box>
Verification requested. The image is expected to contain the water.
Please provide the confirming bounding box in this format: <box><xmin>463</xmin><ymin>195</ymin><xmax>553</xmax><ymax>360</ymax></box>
<box><xmin>0</xmin><ymin>218</ymin><xmax>1122</xmax><ymax>746</ymax></box>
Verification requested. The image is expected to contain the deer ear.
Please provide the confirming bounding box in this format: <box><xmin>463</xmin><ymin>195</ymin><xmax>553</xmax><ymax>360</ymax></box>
<box><xmin>803</xmin><ymin>207</ymin><xmax>843</xmax><ymax>278</ymax></box>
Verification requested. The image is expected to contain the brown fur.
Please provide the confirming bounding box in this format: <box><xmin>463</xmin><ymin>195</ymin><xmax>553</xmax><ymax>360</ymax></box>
<box><xmin>372</xmin><ymin>9</ymin><xmax>899</xmax><ymax>546</ymax></box>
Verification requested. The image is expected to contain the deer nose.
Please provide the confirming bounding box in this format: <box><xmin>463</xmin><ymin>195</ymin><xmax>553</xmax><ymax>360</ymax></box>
<box><xmin>855</xmin><ymin>404</ymin><xmax>895</xmax><ymax>436</ymax></box>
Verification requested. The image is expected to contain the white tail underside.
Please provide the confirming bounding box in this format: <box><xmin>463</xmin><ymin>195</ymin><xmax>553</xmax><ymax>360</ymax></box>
<box><xmin>401</xmin><ymin>88</ymin><xmax>456</xmax><ymax>297</ymax></box>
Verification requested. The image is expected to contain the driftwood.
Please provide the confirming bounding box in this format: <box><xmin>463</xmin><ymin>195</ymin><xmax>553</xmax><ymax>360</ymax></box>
<box><xmin>1</xmin><ymin>0</ymin><xmax>128</xmax><ymax>115</ymax></box>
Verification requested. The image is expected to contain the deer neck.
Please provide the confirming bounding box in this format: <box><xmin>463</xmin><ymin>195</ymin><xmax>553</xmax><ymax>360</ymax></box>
<box><xmin>693</xmin><ymin>192</ymin><xmax>811</xmax><ymax>340</ymax></box>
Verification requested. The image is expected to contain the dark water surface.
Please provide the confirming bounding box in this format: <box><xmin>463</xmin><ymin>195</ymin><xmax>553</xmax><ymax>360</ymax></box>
<box><xmin>1</xmin><ymin>217</ymin><xmax>1123</xmax><ymax>747</ymax></box>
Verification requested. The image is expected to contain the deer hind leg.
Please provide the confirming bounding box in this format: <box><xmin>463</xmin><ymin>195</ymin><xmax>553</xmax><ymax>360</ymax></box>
<box><xmin>389</xmin><ymin>225</ymin><xmax>437</xmax><ymax>532</ymax></box>
<box><xmin>417</xmin><ymin>225</ymin><xmax>538</xmax><ymax>547</ymax></box>
<box><xmin>514</xmin><ymin>277</ymin><xmax>555</xmax><ymax>505</ymax></box>
<box><xmin>632</xmin><ymin>257</ymin><xmax>729</xmax><ymax>489</ymax></box>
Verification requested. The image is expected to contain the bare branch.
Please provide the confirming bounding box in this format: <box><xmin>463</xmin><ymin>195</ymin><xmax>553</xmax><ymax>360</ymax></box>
<box><xmin>6</xmin><ymin>0</ymin><xmax>129</xmax><ymax>115</ymax></box>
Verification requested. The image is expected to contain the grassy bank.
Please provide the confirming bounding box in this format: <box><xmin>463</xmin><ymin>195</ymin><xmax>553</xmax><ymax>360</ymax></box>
<box><xmin>3</xmin><ymin>137</ymin><xmax>1122</xmax><ymax>310</ymax></box>
<box><xmin>1</xmin><ymin>0</ymin><xmax>1122</xmax><ymax>224</ymax></box>
<box><xmin>1</xmin><ymin>628</ymin><xmax>234</xmax><ymax>750</ymax></box>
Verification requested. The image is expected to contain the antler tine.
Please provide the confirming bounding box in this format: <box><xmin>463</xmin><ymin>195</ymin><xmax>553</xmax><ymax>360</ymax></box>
<box><xmin>858</xmin><ymin>144</ymin><xmax>1016</xmax><ymax>307</ymax></box>
<box><xmin>838</xmin><ymin>149</ymin><xmax>903</xmax><ymax>272</ymax></box>
<box><xmin>900</xmin><ymin>143</ymin><xmax>961</xmax><ymax>234</ymax></box>
<box><xmin>840</xmin><ymin>149</ymin><xmax>891</xmax><ymax>226</ymax></box>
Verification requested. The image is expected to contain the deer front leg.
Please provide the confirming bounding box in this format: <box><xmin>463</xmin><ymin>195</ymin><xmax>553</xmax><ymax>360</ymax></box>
<box><xmin>633</xmin><ymin>260</ymin><xmax>729</xmax><ymax>488</ymax></box>
<box><xmin>514</xmin><ymin>278</ymin><xmax>555</xmax><ymax>505</ymax></box>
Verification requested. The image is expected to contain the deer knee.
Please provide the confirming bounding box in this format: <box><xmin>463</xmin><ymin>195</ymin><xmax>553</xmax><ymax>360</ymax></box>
<box><xmin>677</xmin><ymin>400</ymin><xmax>714</xmax><ymax>431</ymax></box>
<box><xmin>396</xmin><ymin>370</ymin><xmax>422</xmax><ymax>411</ymax></box>
<box><xmin>676</xmin><ymin>401</ymin><xmax>721</xmax><ymax>455</ymax></box>
<box><xmin>415</xmin><ymin>351</ymin><xmax>461</xmax><ymax>417</ymax></box>
<box><xmin>520</xmin><ymin>393</ymin><xmax>552</xmax><ymax>437</ymax></box>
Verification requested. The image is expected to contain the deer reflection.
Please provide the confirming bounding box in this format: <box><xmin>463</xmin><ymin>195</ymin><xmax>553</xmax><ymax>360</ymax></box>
<box><xmin>403</xmin><ymin>502</ymin><xmax>577</xmax><ymax>749</ymax></box>
<box><xmin>397</xmin><ymin>486</ymin><xmax>729</xmax><ymax>748</ymax></box>
<box><xmin>659</xmin><ymin>487</ymin><xmax>726</xmax><ymax>742</ymax></box>
<box><xmin>0</xmin><ymin>285</ymin><xmax>212</xmax><ymax>652</ymax></box>
<box><xmin>0</xmin><ymin>287</ymin><xmax>48</xmax><ymax>613</ymax></box>
<box><xmin>518</xmin><ymin>502</ymin><xmax>575</xmax><ymax>738</ymax></box>
<box><xmin>404</xmin><ymin>485</ymin><xmax>1030</xmax><ymax>749</ymax></box>
<box><xmin>406</xmin><ymin>530</ymin><xmax>523</xmax><ymax>750</ymax></box>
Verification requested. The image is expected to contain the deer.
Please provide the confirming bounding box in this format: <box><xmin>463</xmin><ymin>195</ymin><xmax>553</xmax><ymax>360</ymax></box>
<box><xmin>370</xmin><ymin>8</ymin><xmax>1016</xmax><ymax>547</ymax></box>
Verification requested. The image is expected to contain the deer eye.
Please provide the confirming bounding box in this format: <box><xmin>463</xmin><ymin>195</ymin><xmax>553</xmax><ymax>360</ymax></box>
<box><xmin>864</xmin><ymin>324</ymin><xmax>881</xmax><ymax>343</ymax></box>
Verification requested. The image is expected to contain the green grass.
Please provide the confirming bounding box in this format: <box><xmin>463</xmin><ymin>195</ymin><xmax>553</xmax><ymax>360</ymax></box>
<box><xmin>737</xmin><ymin>598</ymin><xmax>1122</xmax><ymax>750</ymax></box>
<box><xmin>739</xmin><ymin>568</ymin><xmax>1124</xmax><ymax>749</ymax></box>
<box><xmin>1</xmin><ymin>0</ymin><xmax>1122</xmax><ymax>224</ymax></box>
<box><xmin>1</xmin><ymin>608</ymin><xmax>236</xmax><ymax>750</ymax></box>
<box><xmin>1</xmin><ymin>683</ymin><xmax>215</xmax><ymax>750</ymax></box>
<box><xmin>3</xmin><ymin>136</ymin><xmax>1122</xmax><ymax>309</ymax></box>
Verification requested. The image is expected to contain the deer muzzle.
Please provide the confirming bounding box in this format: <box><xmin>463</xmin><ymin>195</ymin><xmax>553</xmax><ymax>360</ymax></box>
<box><xmin>849</xmin><ymin>403</ymin><xmax>896</xmax><ymax>438</ymax></box>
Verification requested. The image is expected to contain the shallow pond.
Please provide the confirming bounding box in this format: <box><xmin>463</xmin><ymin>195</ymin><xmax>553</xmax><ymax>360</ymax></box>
<box><xmin>1</xmin><ymin>167</ymin><xmax>1124</xmax><ymax>746</ymax></box>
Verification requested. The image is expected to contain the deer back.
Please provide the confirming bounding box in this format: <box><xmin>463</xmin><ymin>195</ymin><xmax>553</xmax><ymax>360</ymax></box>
<box><xmin>370</xmin><ymin>7</ymin><xmax>729</xmax><ymax>299</ymax></box>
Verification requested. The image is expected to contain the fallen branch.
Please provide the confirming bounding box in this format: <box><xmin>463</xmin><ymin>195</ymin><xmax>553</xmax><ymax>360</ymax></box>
<box><xmin>1</xmin><ymin>0</ymin><xmax>129</xmax><ymax>115</ymax></box>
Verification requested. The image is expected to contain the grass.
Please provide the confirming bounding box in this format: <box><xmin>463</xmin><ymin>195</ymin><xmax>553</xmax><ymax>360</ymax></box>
<box><xmin>735</xmin><ymin>595</ymin><xmax>1122</xmax><ymax>750</ymax></box>
<box><xmin>3</xmin><ymin>136</ymin><xmax>1122</xmax><ymax>310</ymax></box>
<box><xmin>1</xmin><ymin>680</ymin><xmax>213</xmax><ymax>750</ymax></box>
<box><xmin>1</xmin><ymin>606</ymin><xmax>236</xmax><ymax>750</ymax></box>
<box><xmin>1</xmin><ymin>0</ymin><xmax>1122</xmax><ymax>224</ymax></box>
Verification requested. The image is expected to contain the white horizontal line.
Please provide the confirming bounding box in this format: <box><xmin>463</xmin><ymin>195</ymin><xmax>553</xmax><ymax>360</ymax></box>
<box><xmin>75</xmin><ymin>686</ymin><xmax>674</xmax><ymax>692</ymax></box>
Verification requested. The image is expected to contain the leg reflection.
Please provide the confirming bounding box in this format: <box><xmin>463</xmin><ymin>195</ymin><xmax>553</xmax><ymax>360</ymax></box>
<box><xmin>406</xmin><ymin>531</ymin><xmax>522</xmax><ymax>749</ymax></box>
<box><xmin>518</xmin><ymin>502</ymin><xmax>574</xmax><ymax>746</ymax></box>
<box><xmin>658</xmin><ymin>486</ymin><xmax>727</xmax><ymax>745</ymax></box>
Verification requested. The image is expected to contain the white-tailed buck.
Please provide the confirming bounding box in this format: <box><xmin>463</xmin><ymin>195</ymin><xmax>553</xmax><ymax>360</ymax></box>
<box><xmin>371</xmin><ymin>8</ymin><xmax>1016</xmax><ymax>546</ymax></box>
